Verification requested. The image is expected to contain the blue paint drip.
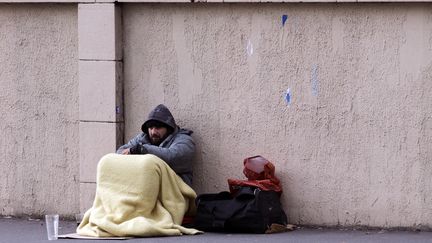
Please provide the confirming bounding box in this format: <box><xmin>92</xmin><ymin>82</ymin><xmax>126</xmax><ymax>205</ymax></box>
<box><xmin>311</xmin><ymin>65</ymin><xmax>319</xmax><ymax>96</ymax></box>
<box><xmin>282</xmin><ymin>14</ymin><xmax>288</xmax><ymax>26</ymax></box>
<box><xmin>284</xmin><ymin>88</ymin><xmax>291</xmax><ymax>106</ymax></box>
<box><xmin>116</xmin><ymin>106</ymin><xmax>120</xmax><ymax>114</ymax></box>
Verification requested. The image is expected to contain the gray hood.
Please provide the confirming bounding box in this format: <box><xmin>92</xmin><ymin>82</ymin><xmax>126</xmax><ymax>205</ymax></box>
<box><xmin>141</xmin><ymin>104</ymin><xmax>177</xmax><ymax>134</ymax></box>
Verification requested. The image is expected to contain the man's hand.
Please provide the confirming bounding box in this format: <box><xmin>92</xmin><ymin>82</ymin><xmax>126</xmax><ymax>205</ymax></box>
<box><xmin>129</xmin><ymin>144</ymin><xmax>148</xmax><ymax>155</ymax></box>
<box><xmin>121</xmin><ymin>149</ymin><xmax>130</xmax><ymax>155</ymax></box>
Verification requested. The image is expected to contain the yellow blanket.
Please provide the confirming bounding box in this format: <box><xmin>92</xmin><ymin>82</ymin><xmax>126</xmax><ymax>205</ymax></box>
<box><xmin>77</xmin><ymin>153</ymin><xmax>201</xmax><ymax>237</ymax></box>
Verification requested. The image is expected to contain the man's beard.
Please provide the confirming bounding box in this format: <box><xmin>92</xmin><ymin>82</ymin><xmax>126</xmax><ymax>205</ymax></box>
<box><xmin>150</xmin><ymin>134</ymin><xmax>166</xmax><ymax>146</ymax></box>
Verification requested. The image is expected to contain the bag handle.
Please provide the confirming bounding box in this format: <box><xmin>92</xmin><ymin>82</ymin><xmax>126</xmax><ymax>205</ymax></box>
<box><xmin>195</xmin><ymin>191</ymin><xmax>232</xmax><ymax>205</ymax></box>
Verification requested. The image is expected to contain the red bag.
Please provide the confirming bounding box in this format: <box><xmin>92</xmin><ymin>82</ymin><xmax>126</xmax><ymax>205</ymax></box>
<box><xmin>228</xmin><ymin>155</ymin><xmax>282</xmax><ymax>195</ymax></box>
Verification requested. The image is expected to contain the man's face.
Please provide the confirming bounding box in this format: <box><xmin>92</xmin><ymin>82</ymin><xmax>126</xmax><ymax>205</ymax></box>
<box><xmin>148</xmin><ymin>126</ymin><xmax>168</xmax><ymax>145</ymax></box>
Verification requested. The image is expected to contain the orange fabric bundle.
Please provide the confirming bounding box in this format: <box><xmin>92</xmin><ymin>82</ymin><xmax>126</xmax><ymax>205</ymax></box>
<box><xmin>228</xmin><ymin>155</ymin><xmax>282</xmax><ymax>195</ymax></box>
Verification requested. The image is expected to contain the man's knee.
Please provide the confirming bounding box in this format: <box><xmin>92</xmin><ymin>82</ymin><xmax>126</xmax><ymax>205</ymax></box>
<box><xmin>134</xmin><ymin>154</ymin><xmax>163</xmax><ymax>171</ymax></box>
<box><xmin>97</xmin><ymin>153</ymin><xmax>165</xmax><ymax>174</ymax></box>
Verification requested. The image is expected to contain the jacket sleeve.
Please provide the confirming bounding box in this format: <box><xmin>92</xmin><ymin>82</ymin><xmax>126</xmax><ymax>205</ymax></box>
<box><xmin>142</xmin><ymin>134</ymin><xmax>195</xmax><ymax>174</ymax></box>
<box><xmin>116</xmin><ymin>133</ymin><xmax>144</xmax><ymax>154</ymax></box>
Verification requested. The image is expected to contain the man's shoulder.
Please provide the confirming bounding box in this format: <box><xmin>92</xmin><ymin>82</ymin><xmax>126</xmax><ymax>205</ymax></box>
<box><xmin>171</xmin><ymin>129</ymin><xmax>194</xmax><ymax>143</ymax></box>
<box><xmin>132</xmin><ymin>132</ymin><xmax>149</xmax><ymax>142</ymax></box>
<box><xmin>134</xmin><ymin>132</ymin><xmax>146</xmax><ymax>138</ymax></box>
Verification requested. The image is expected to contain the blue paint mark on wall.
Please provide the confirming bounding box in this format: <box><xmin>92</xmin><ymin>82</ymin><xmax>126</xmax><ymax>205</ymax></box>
<box><xmin>311</xmin><ymin>65</ymin><xmax>319</xmax><ymax>96</ymax></box>
<box><xmin>284</xmin><ymin>88</ymin><xmax>291</xmax><ymax>106</ymax></box>
<box><xmin>282</xmin><ymin>15</ymin><xmax>288</xmax><ymax>26</ymax></box>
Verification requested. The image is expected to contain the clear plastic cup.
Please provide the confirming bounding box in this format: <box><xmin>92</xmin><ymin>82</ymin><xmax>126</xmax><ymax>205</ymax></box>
<box><xmin>45</xmin><ymin>214</ymin><xmax>59</xmax><ymax>240</ymax></box>
<box><xmin>75</xmin><ymin>213</ymin><xmax>84</xmax><ymax>226</ymax></box>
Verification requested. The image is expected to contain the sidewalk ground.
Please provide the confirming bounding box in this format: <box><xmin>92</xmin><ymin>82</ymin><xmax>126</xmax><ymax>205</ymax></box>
<box><xmin>1</xmin><ymin>217</ymin><xmax>432</xmax><ymax>243</ymax></box>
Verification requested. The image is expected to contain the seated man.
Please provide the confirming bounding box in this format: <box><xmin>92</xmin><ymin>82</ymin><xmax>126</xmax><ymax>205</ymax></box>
<box><xmin>117</xmin><ymin>104</ymin><xmax>195</xmax><ymax>186</ymax></box>
<box><xmin>77</xmin><ymin>104</ymin><xmax>199</xmax><ymax>238</ymax></box>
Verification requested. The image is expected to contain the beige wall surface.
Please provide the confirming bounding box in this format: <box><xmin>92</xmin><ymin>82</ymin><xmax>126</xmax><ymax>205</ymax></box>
<box><xmin>123</xmin><ymin>3</ymin><xmax>432</xmax><ymax>228</ymax></box>
<box><xmin>0</xmin><ymin>4</ymin><xmax>79</xmax><ymax>217</ymax></box>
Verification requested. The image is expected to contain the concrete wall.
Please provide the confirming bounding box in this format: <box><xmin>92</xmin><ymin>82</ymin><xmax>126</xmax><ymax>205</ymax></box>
<box><xmin>0</xmin><ymin>1</ymin><xmax>431</xmax><ymax>229</ymax></box>
<box><xmin>122</xmin><ymin>3</ymin><xmax>432</xmax><ymax>228</ymax></box>
<box><xmin>0</xmin><ymin>4</ymin><xmax>79</xmax><ymax>216</ymax></box>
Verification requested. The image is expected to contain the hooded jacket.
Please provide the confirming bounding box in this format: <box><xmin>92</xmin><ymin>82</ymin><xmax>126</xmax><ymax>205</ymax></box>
<box><xmin>116</xmin><ymin>104</ymin><xmax>195</xmax><ymax>186</ymax></box>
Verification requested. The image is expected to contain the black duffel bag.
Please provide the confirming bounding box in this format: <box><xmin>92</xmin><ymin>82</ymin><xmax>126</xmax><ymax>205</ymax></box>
<box><xmin>194</xmin><ymin>186</ymin><xmax>287</xmax><ymax>233</ymax></box>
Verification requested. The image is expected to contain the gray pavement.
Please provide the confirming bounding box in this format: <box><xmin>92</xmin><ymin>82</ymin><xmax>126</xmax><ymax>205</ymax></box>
<box><xmin>1</xmin><ymin>217</ymin><xmax>432</xmax><ymax>243</ymax></box>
